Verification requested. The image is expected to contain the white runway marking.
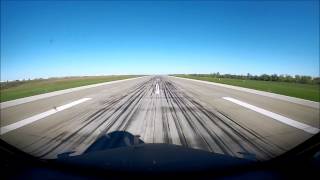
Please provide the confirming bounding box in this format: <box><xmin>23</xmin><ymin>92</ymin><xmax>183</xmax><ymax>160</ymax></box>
<box><xmin>155</xmin><ymin>83</ymin><xmax>160</xmax><ymax>95</ymax></box>
<box><xmin>223</xmin><ymin>97</ymin><xmax>319</xmax><ymax>134</ymax></box>
<box><xmin>171</xmin><ymin>76</ymin><xmax>319</xmax><ymax>109</ymax></box>
<box><xmin>1</xmin><ymin>76</ymin><xmax>146</xmax><ymax>109</ymax></box>
<box><xmin>0</xmin><ymin>98</ymin><xmax>92</xmax><ymax>135</ymax></box>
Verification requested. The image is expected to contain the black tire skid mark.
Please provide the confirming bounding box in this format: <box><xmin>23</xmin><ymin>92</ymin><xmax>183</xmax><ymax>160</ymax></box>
<box><xmin>161</xmin><ymin>79</ymin><xmax>189</xmax><ymax>147</ymax></box>
<box><xmin>35</xmin><ymin>78</ymin><xmax>154</xmax><ymax>158</ymax></box>
<box><xmin>169</xmin><ymin>79</ymin><xmax>285</xmax><ymax>159</ymax></box>
<box><xmin>168</xmin><ymin>89</ymin><xmax>235</xmax><ymax>155</ymax></box>
<box><xmin>172</xmin><ymin>81</ymin><xmax>272</xmax><ymax>157</ymax></box>
<box><xmin>168</xmin><ymin>81</ymin><xmax>250</xmax><ymax>155</ymax></box>
<box><xmin>216</xmin><ymin>109</ymin><xmax>287</xmax><ymax>152</ymax></box>
<box><xmin>24</xmin><ymin>79</ymin><xmax>151</xmax><ymax>156</ymax></box>
<box><xmin>159</xmin><ymin>80</ymin><xmax>171</xmax><ymax>144</ymax></box>
<box><xmin>163</xmin><ymin>80</ymin><xmax>213</xmax><ymax>152</ymax></box>
<box><xmin>187</xmin><ymin>95</ymin><xmax>283</xmax><ymax>158</ymax></box>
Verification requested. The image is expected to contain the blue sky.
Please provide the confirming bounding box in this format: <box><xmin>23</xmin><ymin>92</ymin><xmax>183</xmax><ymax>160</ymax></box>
<box><xmin>1</xmin><ymin>1</ymin><xmax>319</xmax><ymax>81</ymax></box>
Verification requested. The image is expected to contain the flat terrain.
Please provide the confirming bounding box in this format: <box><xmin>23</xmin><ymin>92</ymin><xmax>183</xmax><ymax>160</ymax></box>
<box><xmin>0</xmin><ymin>76</ymin><xmax>318</xmax><ymax>161</ymax></box>
<box><xmin>0</xmin><ymin>75</ymin><xmax>140</xmax><ymax>102</ymax></box>
<box><xmin>175</xmin><ymin>75</ymin><xmax>320</xmax><ymax>102</ymax></box>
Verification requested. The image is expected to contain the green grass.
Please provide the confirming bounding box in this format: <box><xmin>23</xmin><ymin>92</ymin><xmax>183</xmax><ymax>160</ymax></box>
<box><xmin>0</xmin><ymin>75</ymin><xmax>141</xmax><ymax>102</ymax></box>
<box><xmin>175</xmin><ymin>75</ymin><xmax>320</xmax><ymax>102</ymax></box>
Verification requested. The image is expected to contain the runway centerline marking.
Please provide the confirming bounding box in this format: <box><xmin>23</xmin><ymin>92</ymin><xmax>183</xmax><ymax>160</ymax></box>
<box><xmin>0</xmin><ymin>98</ymin><xmax>92</xmax><ymax>135</ymax></box>
<box><xmin>223</xmin><ymin>97</ymin><xmax>319</xmax><ymax>134</ymax></box>
<box><xmin>155</xmin><ymin>83</ymin><xmax>160</xmax><ymax>95</ymax></box>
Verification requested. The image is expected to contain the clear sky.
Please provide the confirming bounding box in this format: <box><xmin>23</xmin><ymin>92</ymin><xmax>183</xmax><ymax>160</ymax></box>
<box><xmin>1</xmin><ymin>0</ymin><xmax>319</xmax><ymax>81</ymax></box>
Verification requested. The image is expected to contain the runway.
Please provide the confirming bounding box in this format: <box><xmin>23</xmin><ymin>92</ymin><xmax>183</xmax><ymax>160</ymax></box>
<box><xmin>1</xmin><ymin>76</ymin><xmax>319</xmax><ymax>160</ymax></box>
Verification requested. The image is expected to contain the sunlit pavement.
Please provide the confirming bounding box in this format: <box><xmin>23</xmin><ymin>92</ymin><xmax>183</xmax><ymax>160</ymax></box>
<box><xmin>0</xmin><ymin>76</ymin><xmax>318</xmax><ymax>160</ymax></box>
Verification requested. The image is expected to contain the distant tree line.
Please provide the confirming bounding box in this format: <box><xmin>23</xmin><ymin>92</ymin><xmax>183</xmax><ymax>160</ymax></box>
<box><xmin>188</xmin><ymin>73</ymin><xmax>320</xmax><ymax>85</ymax></box>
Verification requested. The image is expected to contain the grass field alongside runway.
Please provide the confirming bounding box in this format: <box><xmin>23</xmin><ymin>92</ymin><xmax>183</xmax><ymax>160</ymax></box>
<box><xmin>0</xmin><ymin>75</ymin><xmax>140</xmax><ymax>102</ymax></box>
<box><xmin>174</xmin><ymin>75</ymin><xmax>320</xmax><ymax>102</ymax></box>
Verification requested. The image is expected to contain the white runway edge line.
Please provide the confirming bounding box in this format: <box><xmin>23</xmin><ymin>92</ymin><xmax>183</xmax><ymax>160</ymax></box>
<box><xmin>1</xmin><ymin>76</ymin><xmax>146</xmax><ymax>109</ymax></box>
<box><xmin>171</xmin><ymin>76</ymin><xmax>319</xmax><ymax>109</ymax></box>
<box><xmin>0</xmin><ymin>98</ymin><xmax>91</xmax><ymax>135</ymax></box>
<box><xmin>223</xmin><ymin>97</ymin><xmax>320</xmax><ymax>134</ymax></box>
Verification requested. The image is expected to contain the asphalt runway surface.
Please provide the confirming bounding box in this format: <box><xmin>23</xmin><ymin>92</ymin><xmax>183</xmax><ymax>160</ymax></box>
<box><xmin>1</xmin><ymin>76</ymin><xmax>319</xmax><ymax>160</ymax></box>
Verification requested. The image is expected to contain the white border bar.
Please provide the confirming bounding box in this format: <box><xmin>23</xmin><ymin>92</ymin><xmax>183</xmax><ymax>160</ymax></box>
<box><xmin>223</xmin><ymin>97</ymin><xmax>319</xmax><ymax>134</ymax></box>
<box><xmin>171</xmin><ymin>76</ymin><xmax>319</xmax><ymax>109</ymax></box>
<box><xmin>0</xmin><ymin>98</ymin><xmax>92</xmax><ymax>135</ymax></box>
<box><xmin>1</xmin><ymin>76</ymin><xmax>146</xmax><ymax>109</ymax></box>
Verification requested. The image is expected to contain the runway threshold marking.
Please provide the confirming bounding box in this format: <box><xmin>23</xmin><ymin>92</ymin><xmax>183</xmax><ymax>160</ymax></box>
<box><xmin>0</xmin><ymin>98</ymin><xmax>92</xmax><ymax>135</ymax></box>
<box><xmin>223</xmin><ymin>97</ymin><xmax>319</xmax><ymax>134</ymax></box>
